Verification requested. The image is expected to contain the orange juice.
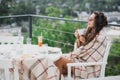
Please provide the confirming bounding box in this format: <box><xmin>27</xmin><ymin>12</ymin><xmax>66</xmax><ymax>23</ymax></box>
<box><xmin>38</xmin><ymin>41</ymin><xmax>42</xmax><ymax>46</ymax></box>
<box><xmin>38</xmin><ymin>36</ymin><xmax>42</xmax><ymax>47</ymax></box>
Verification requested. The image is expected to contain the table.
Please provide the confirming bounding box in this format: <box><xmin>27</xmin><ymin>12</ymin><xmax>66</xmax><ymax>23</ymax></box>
<box><xmin>0</xmin><ymin>44</ymin><xmax>62</xmax><ymax>80</ymax></box>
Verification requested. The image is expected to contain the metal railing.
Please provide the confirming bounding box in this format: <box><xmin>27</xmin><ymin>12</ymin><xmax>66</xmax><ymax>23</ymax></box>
<box><xmin>0</xmin><ymin>14</ymin><xmax>87</xmax><ymax>38</ymax></box>
<box><xmin>0</xmin><ymin>14</ymin><xmax>120</xmax><ymax>37</ymax></box>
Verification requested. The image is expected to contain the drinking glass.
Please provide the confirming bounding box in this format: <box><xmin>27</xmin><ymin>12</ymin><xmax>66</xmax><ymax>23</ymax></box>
<box><xmin>38</xmin><ymin>36</ymin><xmax>42</xmax><ymax>47</ymax></box>
<box><xmin>26</xmin><ymin>37</ymin><xmax>32</xmax><ymax>45</ymax></box>
<box><xmin>43</xmin><ymin>44</ymin><xmax>48</xmax><ymax>54</ymax></box>
<box><xmin>42</xmin><ymin>44</ymin><xmax>48</xmax><ymax>58</ymax></box>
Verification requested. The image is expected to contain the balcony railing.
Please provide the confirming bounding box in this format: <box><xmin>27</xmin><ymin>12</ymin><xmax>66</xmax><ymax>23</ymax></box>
<box><xmin>0</xmin><ymin>14</ymin><xmax>120</xmax><ymax>37</ymax></box>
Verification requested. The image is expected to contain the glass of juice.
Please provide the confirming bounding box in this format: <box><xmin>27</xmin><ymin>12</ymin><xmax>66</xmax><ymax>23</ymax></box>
<box><xmin>38</xmin><ymin>36</ymin><xmax>42</xmax><ymax>47</ymax></box>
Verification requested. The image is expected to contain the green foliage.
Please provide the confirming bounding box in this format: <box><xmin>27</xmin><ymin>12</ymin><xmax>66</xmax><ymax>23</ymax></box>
<box><xmin>1</xmin><ymin>0</ymin><xmax>120</xmax><ymax>17</ymax></box>
<box><xmin>106</xmin><ymin>38</ymin><xmax>120</xmax><ymax>76</ymax></box>
<box><xmin>110</xmin><ymin>39</ymin><xmax>120</xmax><ymax>56</ymax></box>
<box><xmin>0</xmin><ymin>0</ymin><xmax>11</xmax><ymax>16</ymax></box>
<box><xmin>11</xmin><ymin>1</ymin><xmax>35</xmax><ymax>15</ymax></box>
<box><xmin>9</xmin><ymin>1</ymin><xmax>35</xmax><ymax>23</ymax></box>
<box><xmin>45</xmin><ymin>6</ymin><xmax>63</xmax><ymax>17</ymax></box>
<box><xmin>0</xmin><ymin>0</ymin><xmax>11</xmax><ymax>24</ymax></box>
<box><xmin>32</xmin><ymin>18</ymin><xmax>86</xmax><ymax>53</ymax></box>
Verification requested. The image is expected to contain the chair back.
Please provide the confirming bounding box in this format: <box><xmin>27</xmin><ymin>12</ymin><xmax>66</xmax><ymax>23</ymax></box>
<box><xmin>0</xmin><ymin>59</ymin><xmax>19</xmax><ymax>80</ymax></box>
<box><xmin>100</xmin><ymin>40</ymin><xmax>112</xmax><ymax>77</ymax></box>
<box><xmin>0</xmin><ymin>36</ymin><xmax>24</xmax><ymax>45</ymax></box>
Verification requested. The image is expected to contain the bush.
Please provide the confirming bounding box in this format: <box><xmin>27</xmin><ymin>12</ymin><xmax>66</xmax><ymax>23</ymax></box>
<box><xmin>106</xmin><ymin>38</ymin><xmax>120</xmax><ymax>76</ymax></box>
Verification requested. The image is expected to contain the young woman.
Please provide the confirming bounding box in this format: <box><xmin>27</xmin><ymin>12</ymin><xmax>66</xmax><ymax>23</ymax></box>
<box><xmin>55</xmin><ymin>11</ymin><xmax>108</xmax><ymax>80</ymax></box>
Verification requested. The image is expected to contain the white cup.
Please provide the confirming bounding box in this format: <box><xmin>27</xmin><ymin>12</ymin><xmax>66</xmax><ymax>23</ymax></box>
<box><xmin>77</xmin><ymin>29</ymin><xmax>85</xmax><ymax>35</ymax></box>
<box><xmin>26</xmin><ymin>37</ymin><xmax>32</xmax><ymax>44</ymax></box>
<box><xmin>43</xmin><ymin>44</ymin><xmax>48</xmax><ymax>55</ymax></box>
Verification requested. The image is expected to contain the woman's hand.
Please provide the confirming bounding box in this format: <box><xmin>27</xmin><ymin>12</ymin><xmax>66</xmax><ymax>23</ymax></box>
<box><xmin>78</xmin><ymin>35</ymin><xmax>86</xmax><ymax>43</ymax></box>
<box><xmin>54</xmin><ymin>56</ymin><xmax>73</xmax><ymax>77</ymax></box>
<box><xmin>76</xmin><ymin>35</ymin><xmax>86</xmax><ymax>48</ymax></box>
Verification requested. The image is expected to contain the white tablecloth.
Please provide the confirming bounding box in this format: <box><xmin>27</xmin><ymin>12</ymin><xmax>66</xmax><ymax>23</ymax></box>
<box><xmin>0</xmin><ymin>44</ymin><xmax>62</xmax><ymax>61</ymax></box>
<box><xmin>0</xmin><ymin>44</ymin><xmax>62</xmax><ymax>80</ymax></box>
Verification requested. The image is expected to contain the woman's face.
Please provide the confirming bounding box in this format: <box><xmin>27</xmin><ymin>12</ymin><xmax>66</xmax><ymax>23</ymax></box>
<box><xmin>88</xmin><ymin>13</ymin><xmax>96</xmax><ymax>28</ymax></box>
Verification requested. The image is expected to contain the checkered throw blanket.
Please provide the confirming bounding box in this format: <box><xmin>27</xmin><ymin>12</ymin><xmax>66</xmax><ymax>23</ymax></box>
<box><xmin>70</xmin><ymin>30</ymin><xmax>109</xmax><ymax>79</ymax></box>
<box><xmin>16</xmin><ymin>57</ymin><xmax>59</xmax><ymax>80</ymax></box>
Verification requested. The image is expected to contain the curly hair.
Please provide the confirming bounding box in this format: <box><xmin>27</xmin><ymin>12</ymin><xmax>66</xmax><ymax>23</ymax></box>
<box><xmin>83</xmin><ymin>11</ymin><xmax>108</xmax><ymax>45</ymax></box>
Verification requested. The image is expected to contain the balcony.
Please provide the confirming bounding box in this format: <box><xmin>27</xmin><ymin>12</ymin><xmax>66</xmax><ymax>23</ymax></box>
<box><xmin>0</xmin><ymin>14</ymin><xmax>120</xmax><ymax>79</ymax></box>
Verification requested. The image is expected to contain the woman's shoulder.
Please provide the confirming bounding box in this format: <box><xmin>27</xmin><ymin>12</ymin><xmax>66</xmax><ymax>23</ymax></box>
<box><xmin>98</xmin><ymin>28</ymin><xmax>108</xmax><ymax>37</ymax></box>
<box><xmin>96</xmin><ymin>28</ymin><xmax>111</xmax><ymax>45</ymax></box>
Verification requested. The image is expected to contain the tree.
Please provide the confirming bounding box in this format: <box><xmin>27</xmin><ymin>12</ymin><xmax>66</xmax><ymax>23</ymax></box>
<box><xmin>10</xmin><ymin>1</ymin><xmax>35</xmax><ymax>15</ymax></box>
<box><xmin>45</xmin><ymin>6</ymin><xmax>63</xmax><ymax>17</ymax></box>
<box><xmin>0</xmin><ymin>0</ymin><xmax>11</xmax><ymax>16</ymax></box>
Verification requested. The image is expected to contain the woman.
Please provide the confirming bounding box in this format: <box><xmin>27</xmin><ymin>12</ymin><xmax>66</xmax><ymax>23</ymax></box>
<box><xmin>55</xmin><ymin>11</ymin><xmax>108</xmax><ymax>80</ymax></box>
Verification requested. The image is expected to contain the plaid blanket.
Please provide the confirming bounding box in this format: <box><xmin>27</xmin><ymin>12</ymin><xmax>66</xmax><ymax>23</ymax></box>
<box><xmin>16</xmin><ymin>57</ymin><xmax>59</xmax><ymax>80</ymax></box>
<box><xmin>70</xmin><ymin>29</ymin><xmax>109</xmax><ymax>79</ymax></box>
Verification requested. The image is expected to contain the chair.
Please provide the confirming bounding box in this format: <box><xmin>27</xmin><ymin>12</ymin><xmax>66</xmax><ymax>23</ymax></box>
<box><xmin>0</xmin><ymin>27</ymin><xmax>22</xmax><ymax>36</ymax></box>
<box><xmin>66</xmin><ymin>40</ymin><xmax>112</xmax><ymax>80</ymax></box>
<box><xmin>0</xmin><ymin>36</ymin><xmax>24</xmax><ymax>45</ymax></box>
<box><xmin>0</xmin><ymin>59</ymin><xmax>19</xmax><ymax>80</ymax></box>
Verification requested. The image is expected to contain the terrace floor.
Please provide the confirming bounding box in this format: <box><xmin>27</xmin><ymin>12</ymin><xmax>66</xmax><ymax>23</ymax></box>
<box><xmin>85</xmin><ymin>75</ymin><xmax>120</xmax><ymax>80</ymax></box>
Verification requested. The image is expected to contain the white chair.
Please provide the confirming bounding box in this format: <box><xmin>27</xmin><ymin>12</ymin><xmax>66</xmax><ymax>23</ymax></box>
<box><xmin>66</xmin><ymin>40</ymin><xmax>112</xmax><ymax>80</ymax></box>
<box><xmin>0</xmin><ymin>59</ymin><xmax>19</xmax><ymax>80</ymax></box>
<box><xmin>0</xmin><ymin>36</ymin><xmax>24</xmax><ymax>45</ymax></box>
